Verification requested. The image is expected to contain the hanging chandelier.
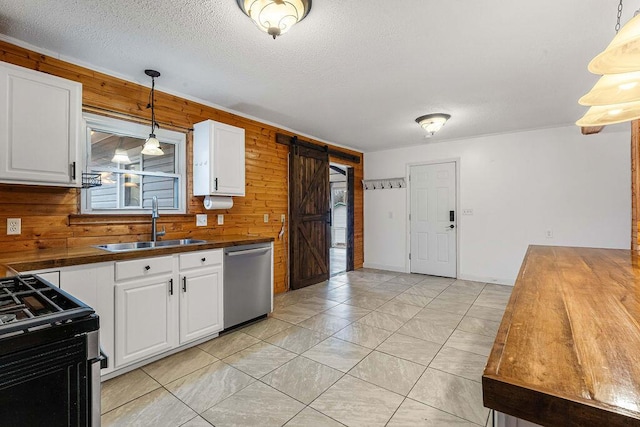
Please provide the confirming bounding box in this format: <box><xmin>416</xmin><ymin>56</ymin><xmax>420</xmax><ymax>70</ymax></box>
<box><xmin>577</xmin><ymin>1</ymin><xmax>640</xmax><ymax>127</ymax></box>
<box><xmin>236</xmin><ymin>0</ymin><xmax>312</xmax><ymax>39</ymax></box>
<box><xmin>141</xmin><ymin>69</ymin><xmax>164</xmax><ymax>156</ymax></box>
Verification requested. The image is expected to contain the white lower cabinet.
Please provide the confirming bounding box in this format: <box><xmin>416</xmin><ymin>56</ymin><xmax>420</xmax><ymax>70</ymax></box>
<box><xmin>27</xmin><ymin>248</ymin><xmax>226</xmax><ymax>375</ymax></box>
<box><xmin>114</xmin><ymin>256</ymin><xmax>177</xmax><ymax>368</ymax></box>
<box><xmin>179</xmin><ymin>250</ymin><xmax>223</xmax><ymax>344</ymax></box>
<box><xmin>28</xmin><ymin>263</ymin><xmax>116</xmax><ymax>375</ymax></box>
<box><xmin>114</xmin><ymin>249</ymin><xmax>223</xmax><ymax>369</ymax></box>
<box><xmin>59</xmin><ymin>263</ymin><xmax>115</xmax><ymax>374</ymax></box>
<box><xmin>115</xmin><ymin>273</ymin><xmax>178</xmax><ymax>368</ymax></box>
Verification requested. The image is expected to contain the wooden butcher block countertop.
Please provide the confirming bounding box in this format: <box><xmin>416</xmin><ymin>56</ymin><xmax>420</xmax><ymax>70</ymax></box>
<box><xmin>0</xmin><ymin>235</ymin><xmax>273</xmax><ymax>276</ymax></box>
<box><xmin>483</xmin><ymin>245</ymin><xmax>640</xmax><ymax>426</ymax></box>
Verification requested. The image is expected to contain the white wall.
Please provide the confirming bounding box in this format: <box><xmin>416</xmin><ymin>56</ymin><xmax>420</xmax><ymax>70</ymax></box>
<box><xmin>364</xmin><ymin>125</ymin><xmax>631</xmax><ymax>285</ymax></box>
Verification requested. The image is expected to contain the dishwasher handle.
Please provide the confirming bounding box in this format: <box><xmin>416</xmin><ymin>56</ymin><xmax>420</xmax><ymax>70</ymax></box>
<box><xmin>225</xmin><ymin>247</ymin><xmax>270</xmax><ymax>257</ymax></box>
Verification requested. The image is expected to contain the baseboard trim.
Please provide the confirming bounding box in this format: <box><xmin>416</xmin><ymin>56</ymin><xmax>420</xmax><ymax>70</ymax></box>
<box><xmin>362</xmin><ymin>262</ymin><xmax>407</xmax><ymax>273</ymax></box>
<box><xmin>457</xmin><ymin>274</ymin><xmax>514</xmax><ymax>286</ymax></box>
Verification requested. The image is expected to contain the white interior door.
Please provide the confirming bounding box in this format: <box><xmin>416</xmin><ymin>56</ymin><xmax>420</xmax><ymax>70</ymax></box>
<box><xmin>410</xmin><ymin>162</ymin><xmax>457</xmax><ymax>277</ymax></box>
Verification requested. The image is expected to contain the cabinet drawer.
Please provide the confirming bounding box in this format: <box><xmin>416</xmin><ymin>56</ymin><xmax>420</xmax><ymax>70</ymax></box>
<box><xmin>179</xmin><ymin>249</ymin><xmax>222</xmax><ymax>271</ymax></box>
<box><xmin>115</xmin><ymin>256</ymin><xmax>173</xmax><ymax>281</ymax></box>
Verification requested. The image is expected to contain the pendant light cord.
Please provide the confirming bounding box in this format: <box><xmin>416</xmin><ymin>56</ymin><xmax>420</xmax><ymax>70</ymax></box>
<box><xmin>616</xmin><ymin>0</ymin><xmax>623</xmax><ymax>33</ymax></box>
<box><xmin>147</xmin><ymin>76</ymin><xmax>158</xmax><ymax>133</ymax></box>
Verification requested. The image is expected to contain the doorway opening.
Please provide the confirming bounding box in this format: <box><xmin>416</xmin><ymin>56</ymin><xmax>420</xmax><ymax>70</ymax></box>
<box><xmin>330</xmin><ymin>164</ymin><xmax>348</xmax><ymax>276</ymax></box>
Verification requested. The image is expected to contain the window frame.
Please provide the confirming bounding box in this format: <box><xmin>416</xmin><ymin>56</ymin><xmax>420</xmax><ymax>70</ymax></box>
<box><xmin>81</xmin><ymin>113</ymin><xmax>187</xmax><ymax>214</ymax></box>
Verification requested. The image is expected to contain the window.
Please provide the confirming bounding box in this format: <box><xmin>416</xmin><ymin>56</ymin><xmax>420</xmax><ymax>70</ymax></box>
<box><xmin>82</xmin><ymin>114</ymin><xmax>186</xmax><ymax>214</ymax></box>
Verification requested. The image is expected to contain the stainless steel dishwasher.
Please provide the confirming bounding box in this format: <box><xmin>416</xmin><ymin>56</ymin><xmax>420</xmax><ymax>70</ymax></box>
<box><xmin>223</xmin><ymin>243</ymin><xmax>272</xmax><ymax>330</ymax></box>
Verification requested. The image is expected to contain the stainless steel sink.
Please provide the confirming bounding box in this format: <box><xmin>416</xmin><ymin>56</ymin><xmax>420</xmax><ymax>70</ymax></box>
<box><xmin>94</xmin><ymin>239</ymin><xmax>207</xmax><ymax>252</ymax></box>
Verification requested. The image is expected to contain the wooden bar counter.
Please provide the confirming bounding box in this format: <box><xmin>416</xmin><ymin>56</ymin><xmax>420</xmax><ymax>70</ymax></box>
<box><xmin>483</xmin><ymin>245</ymin><xmax>640</xmax><ymax>426</ymax></box>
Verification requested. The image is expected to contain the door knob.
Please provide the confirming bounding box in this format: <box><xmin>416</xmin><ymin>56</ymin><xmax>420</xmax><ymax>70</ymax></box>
<box><xmin>448</xmin><ymin>224</ymin><xmax>455</xmax><ymax>229</ymax></box>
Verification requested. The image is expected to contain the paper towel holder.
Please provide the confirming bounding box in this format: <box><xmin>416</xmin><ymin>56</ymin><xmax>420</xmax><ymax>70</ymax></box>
<box><xmin>203</xmin><ymin>195</ymin><xmax>234</xmax><ymax>210</ymax></box>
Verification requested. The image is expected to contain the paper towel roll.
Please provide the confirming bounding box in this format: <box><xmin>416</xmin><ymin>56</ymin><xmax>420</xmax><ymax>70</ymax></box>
<box><xmin>203</xmin><ymin>196</ymin><xmax>233</xmax><ymax>210</ymax></box>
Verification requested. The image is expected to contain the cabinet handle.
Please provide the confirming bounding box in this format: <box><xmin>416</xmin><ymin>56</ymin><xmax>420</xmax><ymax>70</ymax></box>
<box><xmin>144</xmin><ymin>265</ymin><xmax>151</xmax><ymax>271</ymax></box>
<box><xmin>214</xmin><ymin>177</ymin><xmax>218</xmax><ymax>191</ymax></box>
<box><xmin>70</xmin><ymin>162</ymin><xmax>76</xmax><ymax>180</ymax></box>
<box><xmin>201</xmin><ymin>257</ymin><xmax>206</xmax><ymax>262</ymax></box>
<box><xmin>169</xmin><ymin>278</ymin><xmax>173</xmax><ymax>296</ymax></box>
<box><xmin>182</xmin><ymin>276</ymin><xmax>187</xmax><ymax>292</ymax></box>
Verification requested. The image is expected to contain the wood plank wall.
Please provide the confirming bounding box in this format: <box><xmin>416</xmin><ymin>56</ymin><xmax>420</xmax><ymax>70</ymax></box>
<box><xmin>0</xmin><ymin>40</ymin><xmax>364</xmax><ymax>294</ymax></box>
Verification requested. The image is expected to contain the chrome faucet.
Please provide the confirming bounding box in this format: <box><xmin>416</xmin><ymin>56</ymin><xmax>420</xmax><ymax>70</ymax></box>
<box><xmin>151</xmin><ymin>196</ymin><xmax>166</xmax><ymax>242</ymax></box>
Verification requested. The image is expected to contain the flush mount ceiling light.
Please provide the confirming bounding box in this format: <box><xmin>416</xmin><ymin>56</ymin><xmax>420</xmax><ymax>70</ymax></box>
<box><xmin>141</xmin><ymin>69</ymin><xmax>164</xmax><ymax>156</ymax></box>
<box><xmin>577</xmin><ymin>1</ymin><xmax>640</xmax><ymax>126</ymax></box>
<box><xmin>236</xmin><ymin>0</ymin><xmax>312</xmax><ymax>39</ymax></box>
<box><xmin>415</xmin><ymin>114</ymin><xmax>451</xmax><ymax>137</ymax></box>
<box><xmin>111</xmin><ymin>137</ymin><xmax>131</xmax><ymax>164</ymax></box>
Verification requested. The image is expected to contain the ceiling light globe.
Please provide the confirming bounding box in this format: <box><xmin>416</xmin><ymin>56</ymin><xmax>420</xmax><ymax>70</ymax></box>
<box><xmin>576</xmin><ymin>101</ymin><xmax>640</xmax><ymax>126</ymax></box>
<box><xmin>579</xmin><ymin>71</ymin><xmax>640</xmax><ymax>106</ymax></box>
<box><xmin>237</xmin><ymin>0</ymin><xmax>311</xmax><ymax>39</ymax></box>
<box><xmin>415</xmin><ymin>114</ymin><xmax>451</xmax><ymax>137</ymax></box>
<box><xmin>111</xmin><ymin>148</ymin><xmax>131</xmax><ymax>164</ymax></box>
<box><xmin>141</xmin><ymin>134</ymin><xmax>164</xmax><ymax>156</ymax></box>
<box><xmin>589</xmin><ymin>14</ymin><xmax>640</xmax><ymax>74</ymax></box>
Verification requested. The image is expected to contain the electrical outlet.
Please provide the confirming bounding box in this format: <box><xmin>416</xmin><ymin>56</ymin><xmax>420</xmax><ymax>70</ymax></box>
<box><xmin>264</xmin><ymin>214</ymin><xmax>269</xmax><ymax>223</ymax></box>
<box><xmin>7</xmin><ymin>218</ymin><xmax>21</xmax><ymax>235</ymax></box>
<box><xmin>546</xmin><ymin>229</ymin><xmax>553</xmax><ymax>238</ymax></box>
<box><xmin>196</xmin><ymin>214</ymin><xmax>207</xmax><ymax>226</ymax></box>
<box><xmin>281</xmin><ymin>214</ymin><xmax>286</xmax><ymax>223</ymax></box>
<box><xmin>463</xmin><ymin>209</ymin><xmax>473</xmax><ymax>215</ymax></box>
<box><xmin>217</xmin><ymin>214</ymin><xmax>224</xmax><ymax>225</ymax></box>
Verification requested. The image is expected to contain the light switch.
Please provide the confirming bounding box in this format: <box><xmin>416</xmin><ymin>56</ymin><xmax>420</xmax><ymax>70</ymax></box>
<box><xmin>264</xmin><ymin>214</ymin><xmax>269</xmax><ymax>223</ymax></box>
<box><xmin>217</xmin><ymin>214</ymin><xmax>224</xmax><ymax>225</ymax></box>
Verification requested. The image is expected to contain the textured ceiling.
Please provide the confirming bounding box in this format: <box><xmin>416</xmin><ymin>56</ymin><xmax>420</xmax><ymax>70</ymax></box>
<box><xmin>0</xmin><ymin>0</ymin><xmax>631</xmax><ymax>152</ymax></box>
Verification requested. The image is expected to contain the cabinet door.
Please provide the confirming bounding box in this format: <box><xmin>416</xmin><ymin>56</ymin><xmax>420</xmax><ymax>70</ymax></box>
<box><xmin>212</xmin><ymin>123</ymin><xmax>245</xmax><ymax>196</ymax></box>
<box><xmin>0</xmin><ymin>61</ymin><xmax>82</xmax><ymax>186</ymax></box>
<box><xmin>60</xmin><ymin>263</ymin><xmax>115</xmax><ymax>374</ymax></box>
<box><xmin>179</xmin><ymin>266</ymin><xmax>223</xmax><ymax>344</ymax></box>
<box><xmin>115</xmin><ymin>275</ymin><xmax>177</xmax><ymax>367</ymax></box>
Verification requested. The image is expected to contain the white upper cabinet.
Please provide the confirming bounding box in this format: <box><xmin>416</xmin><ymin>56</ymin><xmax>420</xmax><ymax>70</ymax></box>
<box><xmin>193</xmin><ymin>119</ymin><xmax>245</xmax><ymax>196</ymax></box>
<box><xmin>0</xmin><ymin>61</ymin><xmax>83</xmax><ymax>186</ymax></box>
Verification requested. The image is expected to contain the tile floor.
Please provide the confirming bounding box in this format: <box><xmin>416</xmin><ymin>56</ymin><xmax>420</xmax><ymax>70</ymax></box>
<box><xmin>330</xmin><ymin>247</ymin><xmax>346</xmax><ymax>276</ymax></box>
<box><xmin>101</xmin><ymin>269</ymin><xmax>512</xmax><ymax>426</ymax></box>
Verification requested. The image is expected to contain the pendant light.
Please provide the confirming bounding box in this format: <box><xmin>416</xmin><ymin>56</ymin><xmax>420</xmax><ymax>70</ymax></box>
<box><xmin>111</xmin><ymin>137</ymin><xmax>132</xmax><ymax>164</ymax></box>
<box><xmin>236</xmin><ymin>0</ymin><xmax>312</xmax><ymax>39</ymax></box>
<box><xmin>415</xmin><ymin>114</ymin><xmax>451</xmax><ymax>137</ymax></box>
<box><xmin>141</xmin><ymin>69</ymin><xmax>164</xmax><ymax>156</ymax></box>
<box><xmin>577</xmin><ymin>1</ymin><xmax>640</xmax><ymax>126</ymax></box>
<box><xmin>578</xmin><ymin>71</ymin><xmax>640</xmax><ymax>105</ymax></box>
<box><xmin>589</xmin><ymin>13</ymin><xmax>640</xmax><ymax>74</ymax></box>
<box><xmin>576</xmin><ymin>100</ymin><xmax>640</xmax><ymax>127</ymax></box>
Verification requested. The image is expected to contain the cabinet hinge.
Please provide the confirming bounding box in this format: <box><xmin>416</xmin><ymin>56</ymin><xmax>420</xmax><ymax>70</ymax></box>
<box><xmin>409</xmin><ymin>213</ymin><xmax>411</xmax><ymax>221</ymax></box>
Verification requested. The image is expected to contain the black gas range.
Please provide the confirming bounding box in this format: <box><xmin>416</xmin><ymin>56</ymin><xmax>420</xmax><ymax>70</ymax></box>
<box><xmin>0</xmin><ymin>274</ymin><xmax>104</xmax><ymax>426</ymax></box>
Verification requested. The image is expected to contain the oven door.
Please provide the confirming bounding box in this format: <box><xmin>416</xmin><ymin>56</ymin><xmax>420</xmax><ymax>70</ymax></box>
<box><xmin>0</xmin><ymin>334</ymin><xmax>91</xmax><ymax>426</ymax></box>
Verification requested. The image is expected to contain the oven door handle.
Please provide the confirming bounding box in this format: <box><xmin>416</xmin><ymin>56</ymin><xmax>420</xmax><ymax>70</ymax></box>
<box><xmin>91</xmin><ymin>346</ymin><xmax>108</xmax><ymax>369</ymax></box>
<box><xmin>98</xmin><ymin>348</ymin><xmax>108</xmax><ymax>369</ymax></box>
